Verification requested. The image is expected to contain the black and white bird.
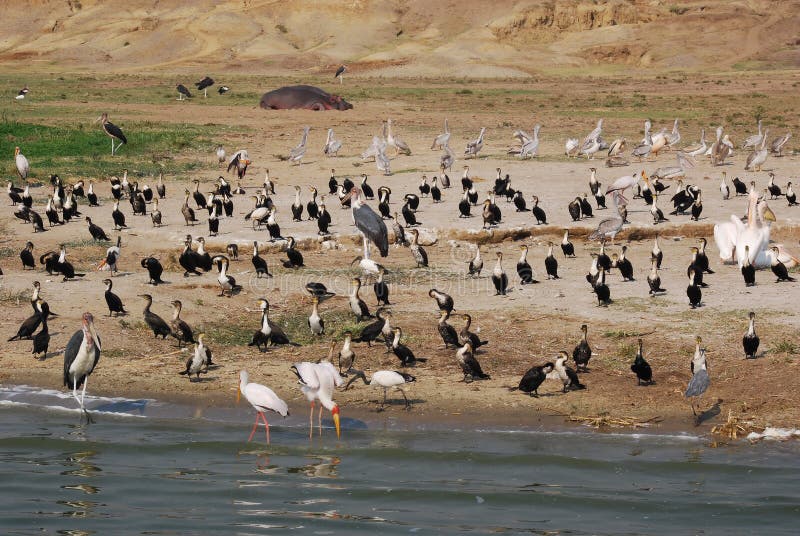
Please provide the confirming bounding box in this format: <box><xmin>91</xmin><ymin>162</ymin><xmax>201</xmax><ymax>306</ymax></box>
<box><xmin>685</xmin><ymin>346</ymin><xmax>710</xmax><ymax>417</ymax></box>
<box><xmin>518</xmin><ymin>362</ymin><xmax>555</xmax><ymax>397</ymax></box>
<box><xmin>572</xmin><ymin>324</ymin><xmax>591</xmax><ymax>372</ymax></box>
<box><xmin>347</xmin><ymin>186</ymin><xmax>389</xmax><ymax>261</ymax></box>
<box><xmin>455</xmin><ymin>342</ymin><xmax>490</xmax><ymax>382</ymax></box>
<box><xmin>16</xmin><ymin>86</ymin><xmax>29</xmax><ymax>100</ymax></box>
<box><xmin>218</xmin><ymin>85</ymin><xmax>230</xmax><ymax>95</ymax></box>
<box><xmin>492</xmin><ymin>251</ymin><xmax>508</xmax><ymax>295</ymax></box>
<box><xmin>141</xmin><ymin>256</ymin><xmax>164</xmax><ymax>285</ymax></box>
<box><xmin>334</xmin><ymin>65</ymin><xmax>347</xmax><ymax>84</ymax></box>
<box><xmin>195</xmin><ymin>76</ymin><xmax>214</xmax><ymax>98</ymax></box>
<box><xmin>63</xmin><ymin>312</ymin><xmax>102</xmax><ymax>423</ymax></box>
<box><xmin>180</xmin><ymin>333</ymin><xmax>213</xmax><ymax>381</ymax></box>
<box><xmin>211</xmin><ymin>255</ymin><xmax>241</xmax><ymax>297</ymax></box>
<box><xmin>429</xmin><ymin>288</ymin><xmax>454</xmax><ymax>314</ymax></box>
<box><xmin>631</xmin><ymin>338</ymin><xmax>653</xmax><ymax>385</ymax></box>
<box><xmin>176</xmin><ymin>84</ymin><xmax>192</xmax><ymax>100</ymax></box>
<box><xmin>308</xmin><ymin>297</ymin><xmax>324</xmax><ymax>336</ymax></box>
<box><xmin>555</xmin><ymin>351</ymin><xmax>586</xmax><ymax>392</ymax></box>
<box><xmin>102</xmin><ymin>279</ymin><xmax>126</xmax><ymax>317</ymax></box>
<box><xmin>769</xmin><ymin>246</ymin><xmax>796</xmax><ymax>282</ymax></box>
<box><xmin>742</xmin><ymin>311</ymin><xmax>759</xmax><ymax>359</ymax></box>
<box><xmin>96</xmin><ymin>113</ymin><xmax>127</xmax><ymax>155</ymax></box>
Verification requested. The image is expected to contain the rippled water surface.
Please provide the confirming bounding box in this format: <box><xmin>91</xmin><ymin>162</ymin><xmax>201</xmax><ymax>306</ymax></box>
<box><xmin>1</xmin><ymin>385</ymin><xmax>798</xmax><ymax>535</ymax></box>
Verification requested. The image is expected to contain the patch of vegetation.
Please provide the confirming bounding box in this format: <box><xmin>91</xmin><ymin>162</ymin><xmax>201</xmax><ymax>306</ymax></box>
<box><xmin>669</xmin><ymin>5</ymin><xmax>689</xmax><ymax>15</ymax></box>
<box><xmin>603</xmin><ymin>330</ymin><xmax>639</xmax><ymax>340</ymax></box>
<box><xmin>0</xmin><ymin>118</ymin><xmax>209</xmax><ymax>180</ymax></box>
<box><xmin>770</xmin><ymin>339</ymin><xmax>799</xmax><ymax>355</ymax></box>
<box><xmin>206</xmin><ymin>322</ymin><xmax>254</xmax><ymax>347</ymax></box>
<box><xmin>0</xmin><ymin>288</ymin><xmax>28</xmax><ymax>304</ymax></box>
<box><xmin>275</xmin><ymin>23</ymin><xmax>288</xmax><ymax>34</ymax></box>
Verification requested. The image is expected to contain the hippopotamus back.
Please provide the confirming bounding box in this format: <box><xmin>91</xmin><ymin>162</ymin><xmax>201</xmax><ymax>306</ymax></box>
<box><xmin>259</xmin><ymin>85</ymin><xmax>353</xmax><ymax>111</ymax></box>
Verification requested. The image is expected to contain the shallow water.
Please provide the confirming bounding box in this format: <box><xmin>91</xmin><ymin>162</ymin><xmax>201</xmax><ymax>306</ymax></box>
<box><xmin>1</xmin><ymin>385</ymin><xmax>798</xmax><ymax>535</ymax></box>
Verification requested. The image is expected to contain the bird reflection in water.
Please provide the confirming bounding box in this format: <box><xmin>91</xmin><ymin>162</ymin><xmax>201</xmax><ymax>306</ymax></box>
<box><xmin>59</xmin><ymin>450</ymin><xmax>102</xmax><ymax>526</ymax></box>
<box><xmin>287</xmin><ymin>455</ymin><xmax>341</xmax><ymax>478</ymax></box>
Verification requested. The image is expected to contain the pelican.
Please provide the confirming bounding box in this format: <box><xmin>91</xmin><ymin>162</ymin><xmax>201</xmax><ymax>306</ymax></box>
<box><xmin>323</xmin><ymin>128</ymin><xmax>342</xmax><ymax>156</ymax></box>
<box><xmin>440</xmin><ymin>144</ymin><xmax>455</xmax><ymax>171</ymax></box>
<box><xmin>238</xmin><ymin>370</ymin><xmax>288</xmax><ymax>444</ymax></box>
<box><xmin>289</xmin><ymin>126</ymin><xmax>310</xmax><ymax>164</ymax></box>
<box><xmin>565</xmin><ymin>138</ymin><xmax>580</xmax><ymax>157</ymax></box>
<box><xmin>632</xmin><ymin>120</ymin><xmax>652</xmax><ymax>160</ymax></box>
<box><xmin>14</xmin><ymin>146</ymin><xmax>29</xmax><ymax>180</ymax></box>
<box><xmin>650</xmin><ymin>152</ymin><xmax>695</xmax><ymax>180</ymax></box>
<box><xmin>682</xmin><ymin>128</ymin><xmax>707</xmax><ymax>157</ymax></box>
<box><xmin>376</xmin><ymin>144</ymin><xmax>391</xmax><ymax>175</ymax></box>
<box><xmin>95</xmin><ymin>113</ymin><xmax>127</xmax><ymax>155</ymax></box>
<box><xmin>604</xmin><ymin>172</ymin><xmax>639</xmax><ymax>203</ymax></box>
<box><xmin>291</xmin><ymin>361</ymin><xmax>342</xmax><ymax>439</ymax></box>
<box><xmin>745</xmin><ymin>130</ymin><xmax>769</xmax><ymax>172</ymax></box>
<box><xmin>519</xmin><ymin>125</ymin><xmax>541</xmax><ymax>158</ymax></box>
<box><xmin>589</xmin><ymin>192</ymin><xmax>625</xmax><ymax>243</ymax></box>
<box><xmin>770</xmin><ymin>132</ymin><xmax>792</xmax><ymax>156</ymax></box>
<box><xmin>710</xmin><ymin>126</ymin><xmax>732</xmax><ymax>166</ymax></box>
<box><xmin>718</xmin><ymin>186</ymin><xmax>775</xmax><ymax>268</ymax></box>
<box><xmin>345</xmin><ymin>186</ymin><xmax>389</xmax><ymax>258</ymax></box>
<box><xmin>386</xmin><ymin>119</ymin><xmax>411</xmax><ymax>155</ymax></box>
<box><xmin>464</xmin><ymin>127</ymin><xmax>486</xmax><ymax>157</ymax></box>
<box><xmin>665</xmin><ymin>118</ymin><xmax>681</xmax><ymax>147</ymax></box>
<box><xmin>743</xmin><ymin>119</ymin><xmax>764</xmax><ymax>149</ymax></box>
<box><xmin>581</xmin><ymin>119</ymin><xmax>603</xmax><ymax>152</ymax></box>
<box><xmin>63</xmin><ymin>312</ymin><xmax>101</xmax><ymax>423</ymax></box>
<box><xmin>607</xmin><ymin>138</ymin><xmax>626</xmax><ymax>157</ymax></box>
<box><xmin>432</xmin><ymin>119</ymin><xmax>451</xmax><ymax>150</ymax></box>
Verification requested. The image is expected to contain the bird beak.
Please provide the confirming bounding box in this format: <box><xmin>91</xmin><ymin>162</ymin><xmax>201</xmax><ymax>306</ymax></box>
<box><xmin>763</xmin><ymin>206</ymin><xmax>777</xmax><ymax>222</ymax></box>
<box><xmin>332</xmin><ymin>407</ymin><xmax>341</xmax><ymax>439</ymax></box>
<box><xmin>94</xmin><ymin>116</ymin><xmax>102</xmax><ymax>123</ymax></box>
<box><xmin>89</xmin><ymin>323</ymin><xmax>102</xmax><ymax>351</ymax></box>
<box><xmin>236</xmin><ymin>388</ymin><xmax>241</xmax><ymax>404</ymax></box>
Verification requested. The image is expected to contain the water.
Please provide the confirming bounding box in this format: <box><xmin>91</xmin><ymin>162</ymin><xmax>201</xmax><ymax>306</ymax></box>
<box><xmin>1</xmin><ymin>385</ymin><xmax>799</xmax><ymax>535</ymax></box>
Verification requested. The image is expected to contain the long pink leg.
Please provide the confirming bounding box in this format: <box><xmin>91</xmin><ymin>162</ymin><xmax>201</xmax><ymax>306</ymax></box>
<box><xmin>261</xmin><ymin>413</ymin><xmax>271</xmax><ymax>444</ymax></box>
<box><xmin>318</xmin><ymin>404</ymin><xmax>323</xmax><ymax>436</ymax></box>
<box><xmin>308</xmin><ymin>401</ymin><xmax>315</xmax><ymax>439</ymax></box>
<box><xmin>247</xmin><ymin>412</ymin><xmax>260</xmax><ymax>442</ymax></box>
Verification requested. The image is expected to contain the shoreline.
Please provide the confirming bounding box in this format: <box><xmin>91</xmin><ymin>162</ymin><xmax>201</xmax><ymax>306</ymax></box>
<box><xmin>0</xmin><ymin>376</ymin><xmax>714</xmax><ymax>441</ymax></box>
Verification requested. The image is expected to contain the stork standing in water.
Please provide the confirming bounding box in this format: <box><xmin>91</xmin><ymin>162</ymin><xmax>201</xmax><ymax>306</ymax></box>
<box><xmin>63</xmin><ymin>313</ymin><xmax>101</xmax><ymax>424</ymax></box>
<box><xmin>238</xmin><ymin>370</ymin><xmax>288</xmax><ymax>444</ymax></box>
<box><xmin>291</xmin><ymin>361</ymin><xmax>342</xmax><ymax>439</ymax></box>
<box><xmin>96</xmin><ymin>113</ymin><xmax>127</xmax><ymax>155</ymax></box>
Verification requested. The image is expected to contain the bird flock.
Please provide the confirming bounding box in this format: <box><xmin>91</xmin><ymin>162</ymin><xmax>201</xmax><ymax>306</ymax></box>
<box><xmin>2</xmin><ymin>101</ymin><xmax>797</xmax><ymax>438</ymax></box>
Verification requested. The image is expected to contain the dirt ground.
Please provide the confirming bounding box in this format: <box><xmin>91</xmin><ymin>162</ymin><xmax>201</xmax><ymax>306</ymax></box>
<box><xmin>2</xmin><ymin>72</ymin><xmax>800</xmax><ymax>437</ymax></box>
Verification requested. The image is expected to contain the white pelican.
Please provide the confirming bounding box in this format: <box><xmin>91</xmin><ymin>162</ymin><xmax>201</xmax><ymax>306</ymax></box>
<box><xmin>632</xmin><ymin>120</ymin><xmax>652</xmax><ymax>160</ymax></box>
<box><xmin>649</xmin><ymin>127</ymin><xmax>668</xmax><ymax>156</ymax></box>
<box><xmin>716</xmin><ymin>186</ymin><xmax>776</xmax><ymax>267</ymax></box>
<box><xmin>682</xmin><ymin>129</ymin><xmax>707</xmax><ymax>157</ymax></box>
<box><xmin>291</xmin><ymin>361</ymin><xmax>342</xmax><ymax>439</ymax></box>
<box><xmin>607</xmin><ymin>138</ymin><xmax>626</xmax><ymax>157</ymax></box>
<box><xmin>665</xmin><ymin>118</ymin><xmax>681</xmax><ymax>147</ymax></box>
<box><xmin>63</xmin><ymin>312</ymin><xmax>101</xmax><ymax>423</ymax></box>
<box><xmin>238</xmin><ymin>370</ymin><xmax>288</xmax><ymax>444</ymax></box>
<box><xmin>770</xmin><ymin>132</ymin><xmax>792</xmax><ymax>156</ymax></box>
<box><xmin>14</xmin><ymin>146</ymin><xmax>29</xmax><ymax>180</ymax></box>
<box><xmin>432</xmin><ymin>118</ymin><xmax>451</xmax><ymax>150</ymax></box>
<box><xmin>581</xmin><ymin>119</ymin><xmax>603</xmax><ymax>151</ymax></box>
<box><xmin>742</xmin><ymin>119</ymin><xmax>764</xmax><ymax>149</ymax></box>
<box><xmin>565</xmin><ymin>138</ymin><xmax>580</xmax><ymax>157</ymax></box>
<box><xmin>386</xmin><ymin>119</ymin><xmax>411</xmax><ymax>155</ymax></box>
<box><xmin>289</xmin><ymin>126</ymin><xmax>310</xmax><ymax>164</ymax></box>
<box><xmin>519</xmin><ymin>125</ymin><xmax>540</xmax><ymax>158</ymax></box>
<box><xmin>323</xmin><ymin>128</ymin><xmax>342</xmax><ymax>156</ymax></box>
<box><xmin>464</xmin><ymin>127</ymin><xmax>486</xmax><ymax>157</ymax></box>
<box><xmin>745</xmin><ymin>130</ymin><xmax>769</xmax><ymax>172</ymax></box>
<box><xmin>440</xmin><ymin>144</ymin><xmax>455</xmax><ymax>171</ymax></box>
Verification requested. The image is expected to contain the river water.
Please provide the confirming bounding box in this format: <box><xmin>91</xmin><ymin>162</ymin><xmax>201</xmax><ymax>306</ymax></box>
<box><xmin>1</xmin><ymin>384</ymin><xmax>798</xmax><ymax>535</ymax></box>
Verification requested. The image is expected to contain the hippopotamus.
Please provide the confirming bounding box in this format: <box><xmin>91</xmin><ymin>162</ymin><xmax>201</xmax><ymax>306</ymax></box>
<box><xmin>259</xmin><ymin>85</ymin><xmax>353</xmax><ymax>111</ymax></box>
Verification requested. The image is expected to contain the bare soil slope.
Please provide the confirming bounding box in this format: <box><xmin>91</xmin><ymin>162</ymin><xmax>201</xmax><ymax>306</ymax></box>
<box><xmin>1</xmin><ymin>0</ymin><xmax>799</xmax><ymax>76</ymax></box>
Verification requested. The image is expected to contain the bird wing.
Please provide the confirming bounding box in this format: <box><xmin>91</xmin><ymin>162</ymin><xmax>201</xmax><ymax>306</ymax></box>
<box><xmin>62</xmin><ymin>329</ymin><xmax>83</xmax><ymax>387</ymax></box>
<box><xmin>317</xmin><ymin>361</ymin><xmax>344</xmax><ymax>387</ymax></box>
<box><xmin>685</xmin><ymin>368</ymin><xmax>710</xmax><ymax>397</ymax></box>
<box><xmin>353</xmin><ymin>203</ymin><xmax>389</xmax><ymax>256</ymax></box>
<box><xmin>292</xmin><ymin>362</ymin><xmax>320</xmax><ymax>389</ymax></box>
<box><xmin>246</xmin><ymin>383</ymin><xmax>288</xmax><ymax>416</ymax></box>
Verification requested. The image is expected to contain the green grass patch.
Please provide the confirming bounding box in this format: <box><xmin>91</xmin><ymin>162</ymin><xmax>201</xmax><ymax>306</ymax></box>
<box><xmin>770</xmin><ymin>339</ymin><xmax>799</xmax><ymax>355</ymax></box>
<box><xmin>0</xmin><ymin>116</ymin><xmax>211</xmax><ymax>180</ymax></box>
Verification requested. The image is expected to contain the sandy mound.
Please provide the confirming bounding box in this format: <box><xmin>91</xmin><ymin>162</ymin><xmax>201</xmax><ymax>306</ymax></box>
<box><xmin>1</xmin><ymin>0</ymin><xmax>798</xmax><ymax>76</ymax></box>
